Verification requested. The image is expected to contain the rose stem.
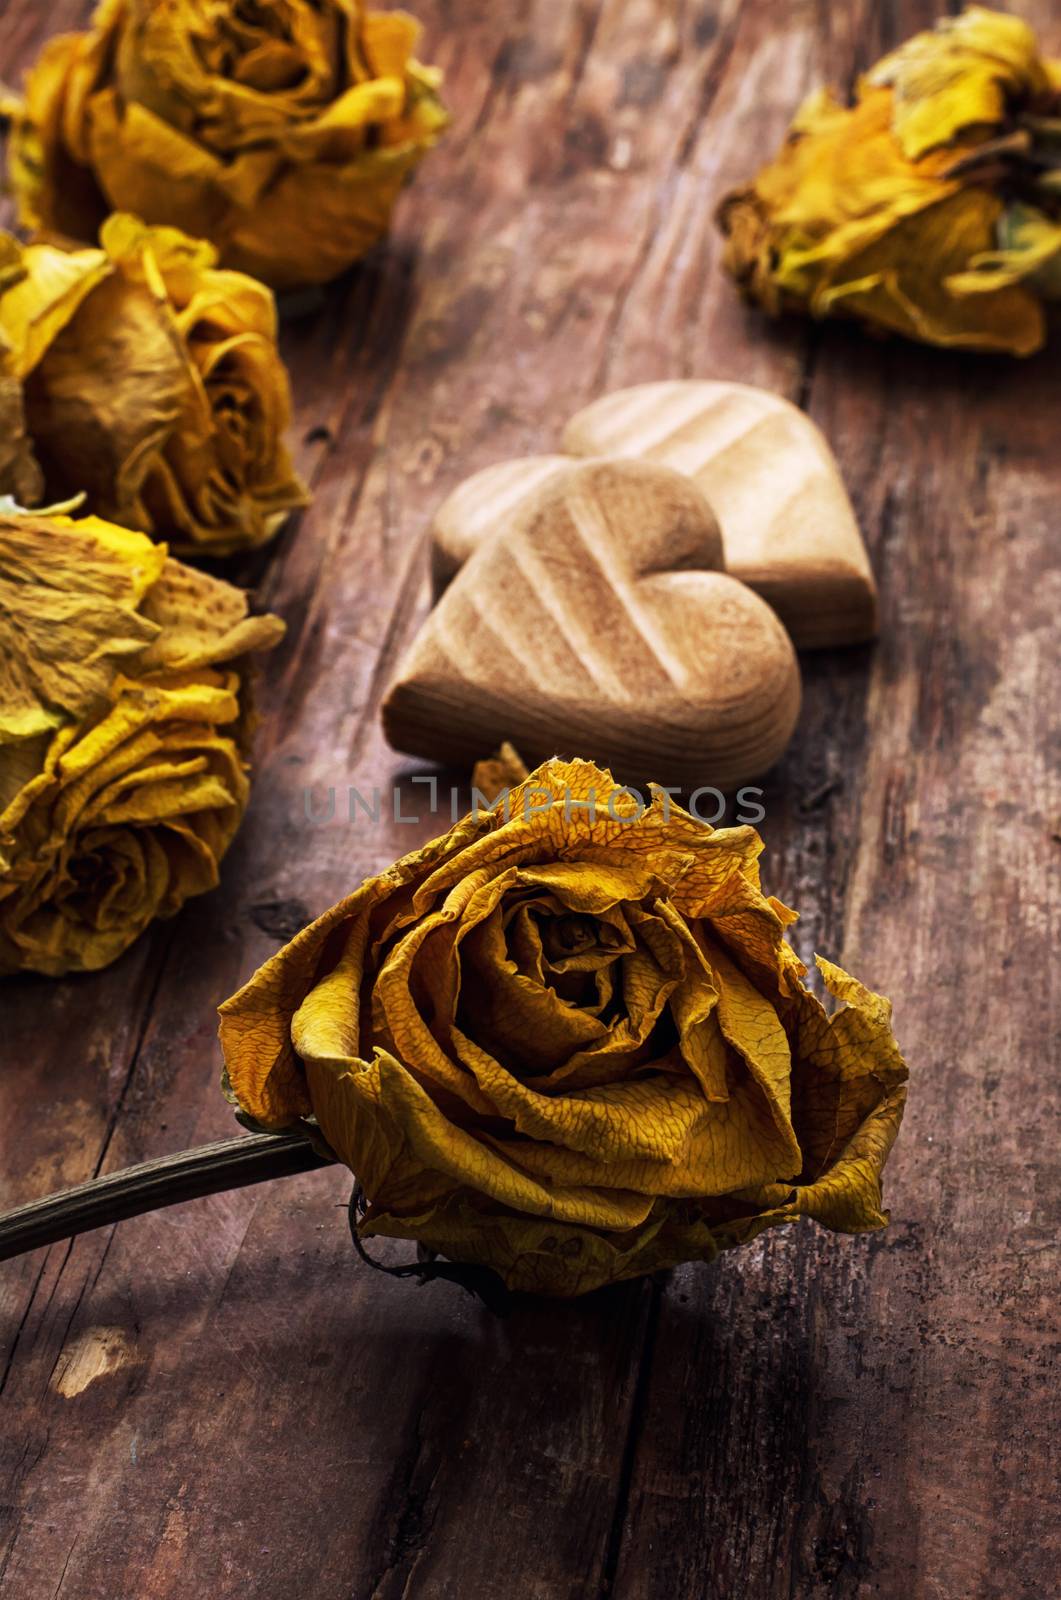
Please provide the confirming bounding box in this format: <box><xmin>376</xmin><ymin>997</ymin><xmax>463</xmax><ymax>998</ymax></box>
<box><xmin>0</xmin><ymin>1132</ymin><xmax>336</xmax><ymax>1262</ymax></box>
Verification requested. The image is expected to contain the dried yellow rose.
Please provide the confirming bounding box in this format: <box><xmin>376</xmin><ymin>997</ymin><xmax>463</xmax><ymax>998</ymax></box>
<box><xmin>0</xmin><ymin>509</ymin><xmax>284</xmax><ymax>976</ymax></box>
<box><xmin>0</xmin><ymin>214</ymin><xmax>308</xmax><ymax>557</ymax></box>
<box><xmin>220</xmin><ymin>759</ymin><xmax>908</xmax><ymax>1297</ymax></box>
<box><xmin>717</xmin><ymin>7</ymin><xmax>1061</xmax><ymax>354</ymax></box>
<box><xmin>7</xmin><ymin>0</ymin><xmax>447</xmax><ymax>291</ymax></box>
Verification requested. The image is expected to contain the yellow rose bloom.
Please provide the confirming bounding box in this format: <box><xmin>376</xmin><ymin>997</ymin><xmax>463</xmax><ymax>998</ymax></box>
<box><xmin>717</xmin><ymin>8</ymin><xmax>1061</xmax><ymax>355</ymax></box>
<box><xmin>0</xmin><ymin>215</ymin><xmax>308</xmax><ymax>557</ymax></box>
<box><xmin>0</xmin><ymin>509</ymin><xmax>283</xmax><ymax>976</ymax></box>
<box><xmin>221</xmin><ymin>759</ymin><xmax>908</xmax><ymax>1297</ymax></box>
<box><xmin>8</xmin><ymin>0</ymin><xmax>447</xmax><ymax>291</ymax></box>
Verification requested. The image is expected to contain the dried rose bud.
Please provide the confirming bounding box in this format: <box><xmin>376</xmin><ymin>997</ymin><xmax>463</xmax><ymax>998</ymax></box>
<box><xmin>7</xmin><ymin>0</ymin><xmax>447</xmax><ymax>291</ymax></box>
<box><xmin>0</xmin><ymin>214</ymin><xmax>308</xmax><ymax>556</ymax></box>
<box><xmin>0</xmin><ymin>509</ymin><xmax>284</xmax><ymax>975</ymax></box>
<box><xmin>716</xmin><ymin>8</ymin><xmax>1061</xmax><ymax>355</ymax></box>
<box><xmin>221</xmin><ymin>758</ymin><xmax>908</xmax><ymax>1298</ymax></box>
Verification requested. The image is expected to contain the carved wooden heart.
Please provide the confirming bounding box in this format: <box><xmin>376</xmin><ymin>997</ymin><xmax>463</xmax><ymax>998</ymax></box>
<box><xmin>431</xmin><ymin>380</ymin><xmax>877</xmax><ymax>649</ymax></box>
<box><xmin>384</xmin><ymin>459</ymin><xmax>801</xmax><ymax>791</ymax></box>
<box><xmin>431</xmin><ymin>455</ymin><xmax>571</xmax><ymax>595</ymax></box>
<box><xmin>564</xmin><ymin>382</ymin><xmax>877</xmax><ymax>647</ymax></box>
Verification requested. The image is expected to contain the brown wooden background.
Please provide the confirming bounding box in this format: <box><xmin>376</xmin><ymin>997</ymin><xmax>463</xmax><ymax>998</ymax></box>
<box><xmin>1</xmin><ymin>2</ymin><xmax>1058</xmax><ymax>1596</ymax></box>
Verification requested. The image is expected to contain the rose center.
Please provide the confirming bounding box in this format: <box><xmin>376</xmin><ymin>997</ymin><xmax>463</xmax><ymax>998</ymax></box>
<box><xmin>538</xmin><ymin>912</ymin><xmax>598</xmax><ymax>963</ymax></box>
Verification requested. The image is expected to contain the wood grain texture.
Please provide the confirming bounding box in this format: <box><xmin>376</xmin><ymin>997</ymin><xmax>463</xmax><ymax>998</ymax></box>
<box><xmin>385</xmin><ymin>457</ymin><xmax>802</xmax><ymax>788</ymax></box>
<box><xmin>1</xmin><ymin>3</ymin><xmax>1059</xmax><ymax>1599</ymax></box>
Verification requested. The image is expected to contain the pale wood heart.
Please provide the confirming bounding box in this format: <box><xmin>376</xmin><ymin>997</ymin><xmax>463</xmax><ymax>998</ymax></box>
<box><xmin>384</xmin><ymin>459</ymin><xmax>801</xmax><ymax>792</ymax></box>
<box><xmin>563</xmin><ymin>381</ymin><xmax>877</xmax><ymax>648</ymax></box>
<box><xmin>431</xmin><ymin>455</ymin><xmax>571</xmax><ymax>595</ymax></box>
<box><xmin>430</xmin><ymin>381</ymin><xmax>877</xmax><ymax>649</ymax></box>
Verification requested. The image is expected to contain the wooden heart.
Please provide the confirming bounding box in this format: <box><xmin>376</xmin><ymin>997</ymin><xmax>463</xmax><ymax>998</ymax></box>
<box><xmin>384</xmin><ymin>459</ymin><xmax>801</xmax><ymax>792</ymax></box>
<box><xmin>431</xmin><ymin>455</ymin><xmax>571</xmax><ymax>596</ymax></box>
<box><xmin>563</xmin><ymin>382</ymin><xmax>877</xmax><ymax>648</ymax></box>
<box><xmin>430</xmin><ymin>381</ymin><xmax>877</xmax><ymax>649</ymax></box>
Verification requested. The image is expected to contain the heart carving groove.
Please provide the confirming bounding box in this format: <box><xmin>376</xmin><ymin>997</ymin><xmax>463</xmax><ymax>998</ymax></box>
<box><xmin>383</xmin><ymin>459</ymin><xmax>801</xmax><ymax>792</ymax></box>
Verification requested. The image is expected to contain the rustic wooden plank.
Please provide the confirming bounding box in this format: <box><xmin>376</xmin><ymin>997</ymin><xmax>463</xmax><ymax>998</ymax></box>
<box><xmin>606</xmin><ymin>342</ymin><xmax>1061</xmax><ymax>1600</ymax></box>
<box><xmin>0</xmin><ymin>1</ymin><xmax>1057</xmax><ymax>1598</ymax></box>
<box><xmin>604</xmin><ymin>1</ymin><xmax>1061</xmax><ymax>1594</ymax></box>
<box><xmin>0</xmin><ymin>2</ymin><xmax>749</xmax><ymax>1594</ymax></box>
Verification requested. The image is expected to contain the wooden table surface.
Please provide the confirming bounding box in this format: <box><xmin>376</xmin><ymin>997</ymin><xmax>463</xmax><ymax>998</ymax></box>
<box><xmin>1</xmin><ymin>3</ymin><xmax>1058</xmax><ymax>1597</ymax></box>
